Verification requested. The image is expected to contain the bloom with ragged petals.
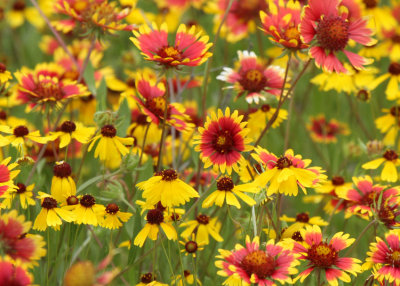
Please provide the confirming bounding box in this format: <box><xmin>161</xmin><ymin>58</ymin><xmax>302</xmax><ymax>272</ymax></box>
<box><xmin>53</xmin><ymin>0</ymin><xmax>135</xmax><ymax>34</ymax></box>
<box><xmin>193</xmin><ymin>108</ymin><xmax>253</xmax><ymax>174</ymax></box>
<box><xmin>49</xmin><ymin>120</ymin><xmax>95</xmax><ymax>149</ymax></box>
<box><xmin>292</xmin><ymin>225</ymin><xmax>362</xmax><ymax>285</ymax></box>
<box><xmin>216</xmin><ymin>235</ymin><xmax>298</xmax><ymax>286</ymax></box>
<box><xmin>252</xmin><ymin>147</ymin><xmax>323</xmax><ymax>196</ymax></box>
<box><xmin>202</xmin><ymin>176</ymin><xmax>259</xmax><ymax>209</ymax></box>
<box><xmin>14</xmin><ymin>63</ymin><xmax>89</xmax><ymax>108</ymax></box>
<box><xmin>134</xmin><ymin>208</ymin><xmax>177</xmax><ymax>247</ymax></box>
<box><xmin>336</xmin><ymin>176</ymin><xmax>400</xmax><ymax>220</ymax></box>
<box><xmin>130</xmin><ymin>22</ymin><xmax>212</xmax><ymax>68</ymax></box>
<box><xmin>100</xmin><ymin>203</ymin><xmax>132</xmax><ymax>230</ymax></box>
<box><xmin>363</xmin><ymin>230</ymin><xmax>400</xmax><ymax>286</ymax></box>
<box><xmin>217</xmin><ymin>51</ymin><xmax>284</xmax><ymax>104</ymax></box>
<box><xmin>362</xmin><ymin>149</ymin><xmax>400</xmax><ymax>182</ymax></box>
<box><xmin>136</xmin><ymin>169</ymin><xmax>199</xmax><ymax>208</ymax></box>
<box><xmin>180</xmin><ymin>214</ymin><xmax>223</xmax><ymax>245</ymax></box>
<box><xmin>260</xmin><ymin>0</ymin><xmax>308</xmax><ymax>50</ymax></box>
<box><xmin>300</xmin><ymin>0</ymin><xmax>375</xmax><ymax>73</ymax></box>
<box><xmin>0</xmin><ymin>157</ymin><xmax>19</xmax><ymax>196</ymax></box>
<box><xmin>307</xmin><ymin>115</ymin><xmax>349</xmax><ymax>143</ymax></box>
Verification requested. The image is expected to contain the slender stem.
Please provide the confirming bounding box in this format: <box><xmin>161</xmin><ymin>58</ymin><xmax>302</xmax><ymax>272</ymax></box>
<box><xmin>283</xmin><ymin>93</ymin><xmax>295</xmax><ymax>150</ymax></box>
<box><xmin>156</xmin><ymin>81</ymin><xmax>170</xmax><ymax>171</ymax></box>
<box><xmin>344</xmin><ymin>220</ymin><xmax>377</xmax><ymax>256</ymax></box>
<box><xmin>77</xmin><ymin>37</ymin><xmax>97</xmax><ymax>83</ymax></box>
<box><xmin>345</xmin><ymin>95</ymin><xmax>373</xmax><ymax>140</ymax></box>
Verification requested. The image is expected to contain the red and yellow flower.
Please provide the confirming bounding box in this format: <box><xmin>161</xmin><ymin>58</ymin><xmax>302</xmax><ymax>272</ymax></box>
<box><xmin>307</xmin><ymin>115</ymin><xmax>349</xmax><ymax>143</ymax></box>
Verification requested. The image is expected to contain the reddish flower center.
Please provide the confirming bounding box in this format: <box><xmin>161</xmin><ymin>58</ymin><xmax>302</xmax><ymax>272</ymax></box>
<box><xmin>357</xmin><ymin>89</ymin><xmax>370</xmax><ymax>101</ymax></box>
<box><xmin>16</xmin><ymin>183</ymin><xmax>26</xmax><ymax>194</ymax></box>
<box><xmin>170</xmin><ymin>212</ymin><xmax>180</xmax><ymax>221</ymax></box>
<box><xmin>61</xmin><ymin>121</ymin><xmax>76</xmax><ymax>133</ymax></box>
<box><xmin>296</xmin><ymin>212</ymin><xmax>310</xmax><ymax>222</ymax></box>
<box><xmin>276</xmin><ymin>156</ymin><xmax>292</xmax><ymax>169</ymax></box>
<box><xmin>53</xmin><ymin>162</ymin><xmax>72</xmax><ymax>178</ymax></box>
<box><xmin>389</xmin><ymin>63</ymin><xmax>400</xmax><ymax>75</ymax></box>
<box><xmin>13</xmin><ymin>0</ymin><xmax>26</xmax><ymax>11</ymax></box>
<box><xmin>231</xmin><ymin>0</ymin><xmax>267</xmax><ymax>22</ymax></box>
<box><xmin>392</xmin><ymin>35</ymin><xmax>400</xmax><ymax>44</ymax></box>
<box><xmin>140</xmin><ymin>273</ymin><xmax>154</xmax><ymax>283</ymax></box>
<box><xmin>146</xmin><ymin>209</ymin><xmax>164</xmax><ymax>225</ymax></box>
<box><xmin>241</xmin><ymin>250</ymin><xmax>276</xmax><ymax>279</ymax></box>
<box><xmin>80</xmin><ymin>195</ymin><xmax>95</xmax><ymax>208</ymax></box>
<box><xmin>384</xmin><ymin>150</ymin><xmax>398</xmax><ymax>161</ymax></box>
<box><xmin>213</xmin><ymin>130</ymin><xmax>234</xmax><ymax>154</ymax></box>
<box><xmin>105</xmin><ymin>203</ymin><xmax>119</xmax><ymax>214</ymax></box>
<box><xmin>292</xmin><ymin>231</ymin><xmax>304</xmax><ymax>242</ymax></box>
<box><xmin>217</xmin><ymin>177</ymin><xmax>234</xmax><ymax>191</ymax></box>
<box><xmin>13</xmin><ymin>125</ymin><xmax>29</xmax><ymax>137</ymax></box>
<box><xmin>67</xmin><ymin>195</ymin><xmax>79</xmax><ymax>205</ymax></box>
<box><xmin>161</xmin><ymin>169</ymin><xmax>178</xmax><ymax>181</ymax></box>
<box><xmin>238</xmin><ymin>69</ymin><xmax>267</xmax><ymax>93</ymax></box>
<box><xmin>388</xmin><ymin>250</ymin><xmax>400</xmax><ymax>267</ymax></box>
<box><xmin>101</xmin><ymin>125</ymin><xmax>116</xmax><ymax>138</ymax></box>
<box><xmin>331</xmin><ymin>176</ymin><xmax>345</xmax><ymax>186</ymax></box>
<box><xmin>34</xmin><ymin>76</ymin><xmax>63</xmax><ymax>101</ymax></box>
<box><xmin>316</xmin><ymin>16</ymin><xmax>350</xmax><ymax>51</ymax></box>
<box><xmin>284</xmin><ymin>26</ymin><xmax>301</xmax><ymax>43</ymax></box>
<box><xmin>196</xmin><ymin>214</ymin><xmax>209</xmax><ymax>225</ymax></box>
<box><xmin>390</xmin><ymin>106</ymin><xmax>400</xmax><ymax>117</ymax></box>
<box><xmin>42</xmin><ymin>197</ymin><xmax>58</xmax><ymax>209</ymax></box>
<box><xmin>378</xmin><ymin>205</ymin><xmax>396</xmax><ymax>226</ymax></box>
<box><xmin>0</xmin><ymin>63</ymin><xmax>6</xmax><ymax>73</ymax></box>
<box><xmin>135</xmin><ymin>114</ymin><xmax>148</xmax><ymax>126</ymax></box>
<box><xmin>158</xmin><ymin>46</ymin><xmax>182</xmax><ymax>62</ymax></box>
<box><xmin>185</xmin><ymin>241</ymin><xmax>198</xmax><ymax>253</ymax></box>
<box><xmin>308</xmin><ymin>242</ymin><xmax>338</xmax><ymax>267</ymax></box>
<box><xmin>261</xmin><ymin>104</ymin><xmax>270</xmax><ymax>112</ymax></box>
<box><xmin>363</xmin><ymin>0</ymin><xmax>378</xmax><ymax>8</ymax></box>
<box><xmin>0</xmin><ymin>111</ymin><xmax>7</xmax><ymax>121</ymax></box>
<box><xmin>183</xmin><ymin>270</ymin><xmax>191</xmax><ymax>277</ymax></box>
<box><xmin>145</xmin><ymin>96</ymin><xmax>167</xmax><ymax>118</ymax></box>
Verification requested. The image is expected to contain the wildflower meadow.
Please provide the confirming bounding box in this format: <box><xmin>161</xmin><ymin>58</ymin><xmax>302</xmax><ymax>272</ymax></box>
<box><xmin>1</xmin><ymin>0</ymin><xmax>400</xmax><ymax>285</ymax></box>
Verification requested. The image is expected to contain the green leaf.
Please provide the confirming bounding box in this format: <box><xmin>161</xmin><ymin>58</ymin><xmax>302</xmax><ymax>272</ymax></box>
<box><xmin>116</xmin><ymin>98</ymin><xmax>131</xmax><ymax>137</ymax></box>
<box><xmin>83</xmin><ymin>62</ymin><xmax>96</xmax><ymax>95</ymax></box>
<box><xmin>127</xmin><ymin>210</ymin><xmax>142</xmax><ymax>265</ymax></box>
<box><xmin>96</xmin><ymin>78</ymin><xmax>107</xmax><ymax>112</ymax></box>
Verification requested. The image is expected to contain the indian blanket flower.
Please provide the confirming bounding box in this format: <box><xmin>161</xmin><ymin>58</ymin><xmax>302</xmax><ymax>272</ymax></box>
<box><xmin>300</xmin><ymin>0</ymin><xmax>375</xmax><ymax>73</ymax></box>
<box><xmin>1</xmin><ymin>182</ymin><xmax>36</xmax><ymax>209</ymax></box>
<box><xmin>292</xmin><ymin>225</ymin><xmax>362</xmax><ymax>285</ymax></box>
<box><xmin>33</xmin><ymin>192</ymin><xmax>76</xmax><ymax>231</ymax></box>
<box><xmin>137</xmin><ymin>169</ymin><xmax>199</xmax><ymax>208</ymax></box>
<box><xmin>88</xmin><ymin>124</ymin><xmax>134</xmax><ymax>165</ymax></box>
<box><xmin>307</xmin><ymin>115</ymin><xmax>349</xmax><ymax>143</ymax></box>
<box><xmin>0</xmin><ymin>210</ymin><xmax>46</xmax><ymax>266</ymax></box>
<box><xmin>53</xmin><ymin>0</ymin><xmax>135</xmax><ymax>34</ymax></box>
<box><xmin>193</xmin><ymin>108</ymin><xmax>253</xmax><ymax>174</ymax></box>
<box><xmin>134</xmin><ymin>208</ymin><xmax>177</xmax><ymax>247</ymax></box>
<box><xmin>180</xmin><ymin>214</ymin><xmax>223</xmax><ymax>245</ymax></box>
<box><xmin>362</xmin><ymin>149</ymin><xmax>400</xmax><ymax>182</ymax></box>
<box><xmin>51</xmin><ymin>161</ymin><xmax>76</xmax><ymax>204</ymax></box>
<box><xmin>260</xmin><ymin>0</ymin><xmax>308</xmax><ymax>50</ymax></box>
<box><xmin>14</xmin><ymin>63</ymin><xmax>89</xmax><ymax>108</ymax></box>
<box><xmin>217</xmin><ymin>51</ymin><xmax>284</xmax><ymax>104</ymax></box>
<box><xmin>130</xmin><ymin>22</ymin><xmax>212</xmax><ymax>68</ymax></box>
<box><xmin>336</xmin><ymin>176</ymin><xmax>400</xmax><ymax>219</ymax></box>
<box><xmin>0</xmin><ymin>258</ymin><xmax>33</xmax><ymax>286</ymax></box>
<box><xmin>215</xmin><ymin>235</ymin><xmax>298</xmax><ymax>286</ymax></box>
<box><xmin>0</xmin><ymin>157</ymin><xmax>19</xmax><ymax>196</ymax></box>
<box><xmin>202</xmin><ymin>176</ymin><xmax>259</xmax><ymax>209</ymax></box>
<box><xmin>49</xmin><ymin>120</ymin><xmax>95</xmax><ymax>148</ymax></box>
<box><xmin>101</xmin><ymin>203</ymin><xmax>132</xmax><ymax>230</ymax></box>
<box><xmin>363</xmin><ymin>229</ymin><xmax>400</xmax><ymax>285</ymax></box>
<box><xmin>252</xmin><ymin>147</ymin><xmax>323</xmax><ymax>196</ymax></box>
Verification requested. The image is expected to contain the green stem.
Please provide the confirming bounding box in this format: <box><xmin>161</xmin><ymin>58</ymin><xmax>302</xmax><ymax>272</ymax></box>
<box><xmin>344</xmin><ymin>219</ymin><xmax>377</xmax><ymax>256</ymax></box>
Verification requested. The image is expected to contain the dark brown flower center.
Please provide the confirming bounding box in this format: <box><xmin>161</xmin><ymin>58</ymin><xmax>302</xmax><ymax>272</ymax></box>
<box><xmin>361</xmin><ymin>191</ymin><xmax>377</xmax><ymax>206</ymax></box>
<box><xmin>238</xmin><ymin>69</ymin><xmax>267</xmax><ymax>93</ymax></box>
<box><xmin>389</xmin><ymin>63</ymin><xmax>400</xmax><ymax>75</ymax></box>
<box><xmin>13</xmin><ymin>125</ymin><xmax>29</xmax><ymax>137</ymax></box>
<box><xmin>363</xmin><ymin>0</ymin><xmax>378</xmax><ymax>8</ymax></box>
<box><xmin>16</xmin><ymin>183</ymin><xmax>26</xmax><ymax>194</ymax></box>
<box><xmin>0</xmin><ymin>111</ymin><xmax>7</xmax><ymax>121</ymax></box>
<box><xmin>161</xmin><ymin>169</ymin><xmax>178</xmax><ymax>181</ymax></box>
<box><xmin>183</xmin><ymin>270</ymin><xmax>191</xmax><ymax>277</ymax></box>
<box><xmin>213</xmin><ymin>130</ymin><xmax>234</xmax><ymax>154</ymax></box>
<box><xmin>217</xmin><ymin>177</ymin><xmax>234</xmax><ymax>191</ymax></box>
<box><xmin>196</xmin><ymin>214</ymin><xmax>209</xmax><ymax>225</ymax></box>
<box><xmin>357</xmin><ymin>89</ymin><xmax>370</xmax><ymax>101</ymax></box>
<box><xmin>135</xmin><ymin>114</ymin><xmax>148</xmax><ymax>125</ymax></box>
<box><xmin>105</xmin><ymin>203</ymin><xmax>119</xmax><ymax>214</ymax></box>
<box><xmin>390</xmin><ymin>106</ymin><xmax>400</xmax><ymax>117</ymax></box>
<box><xmin>276</xmin><ymin>156</ymin><xmax>292</xmax><ymax>169</ymax></box>
<box><xmin>170</xmin><ymin>212</ymin><xmax>180</xmax><ymax>221</ymax></box>
<box><xmin>53</xmin><ymin>162</ymin><xmax>72</xmax><ymax>178</ymax></box>
<box><xmin>0</xmin><ymin>63</ymin><xmax>6</xmax><ymax>73</ymax></box>
<box><xmin>384</xmin><ymin>150</ymin><xmax>398</xmax><ymax>161</ymax></box>
<box><xmin>146</xmin><ymin>209</ymin><xmax>164</xmax><ymax>225</ymax></box>
<box><xmin>145</xmin><ymin>96</ymin><xmax>167</xmax><ymax>118</ymax></box>
<box><xmin>296</xmin><ymin>212</ymin><xmax>310</xmax><ymax>223</ymax></box>
<box><xmin>101</xmin><ymin>125</ymin><xmax>116</xmax><ymax>138</ymax></box>
<box><xmin>42</xmin><ymin>197</ymin><xmax>58</xmax><ymax>209</ymax></box>
<box><xmin>185</xmin><ymin>241</ymin><xmax>198</xmax><ymax>253</ymax></box>
<box><xmin>331</xmin><ymin>176</ymin><xmax>345</xmax><ymax>186</ymax></box>
<box><xmin>388</xmin><ymin>250</ymin><xmax>400</xmax><ymax>268</ymax></box>
<box><xmin>292</xmin><ymin>231</ymin><xmax>303</xmax><ymax>242</ymax></box>
<box><xmin>316</xmin><ymin>16</ymin><xmax>349</xmax><ymax>51</ymax></box>
<box><xmin>261</xmin><ymin>104</ymin><xmax>271</xmax><ymax>112</ymax></box>
<box><xmin>61</xmin><ymin>121</ymin><xmax>77</xmax><ymax>133</ymax></box>
<box><xmin>308</xmin><ymin>242</ymin><xmax>338</xmax><ymax>267</ymax></box>
<box><xmin>66</xmin><ymin>195</ymin><xmax>79</xmax><ymax>205</ymax></box>
<box><xmin>13</xmin><ymin>0</ymin><xmax>26</xmax><ymax>11</ymax></box>
<box><xmin>241</xmin><ymin>250</ymin><xmax>276</xmax><ymax>279</ymax></box>
<box><xmin>140</xmin><ymin>273</ymin><xmax>154</xmax><ymax>284</ymax></box>
<box><xmin>158</xmin><ymin>46</ymin><xmax>182</xmax><ymax>62</ymax></box>
<box><xmin>80</xmin><ymin>195</ymin><xmax>95</xmax><ymax>208</ymax></box>
<box><xmin>378</xmin><ymin>205</ymin><xmax>396</xmax><ymax>226</ymax></box>
<box><xmin>392</xmin><ymin>35</ymin><xmax>400</xmax><ymax>44</ymax></box>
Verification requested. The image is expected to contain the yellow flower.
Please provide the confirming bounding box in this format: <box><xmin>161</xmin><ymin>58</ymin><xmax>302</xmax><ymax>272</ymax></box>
<box><xmin>172</xmin><ymin>270</ymin><xmax>202</xmax><ymax>286</ymax></box>
<box><xmin>180</xmin><ymin>214</ymin><xmax>223</xmax><ymax>245</ymax></box>
<box><xmin>66</xmin><ymin>194</ymin><xmax>105</xmax><ymax>226</ymax></box>
<box><xmin>137</xmin><ymin>169</ymin><xmax>199</xmax><ymax>208</ymax></box>
<box><xmin>179</xmin><ymin>234</ymin><xmax>206</xmax><ymax>257</ymax></box>
<box><xmin>0</xmin><ymin>124</ymin><xmax>50</xmax><ymax>151</ymax></box>
<box><xmin>280</xmin><ymin>212</ymin><xmax>328</xmax><ymax>229</ymax></box>
<box><xmin>0</xmin><ymin>63</ymin><xmax>12</xmax><ymax>84</ymax></box>
<box><xmin>375</xmin><ymin>106</ymin><xmax>400</xmax><ymax>147</ymax></box>
<box><xmin>134</xmin><ymin>208</ymin><xmax>177</xmax><ymax>247</ymax></box>
<box><xmin>51</xmin><ymin>161</ymin><xmax>76</xmax><ymax>204</ymax></box>
<box><xmin>49</xmin><ymin>120</ymin><xmax>95</xmax><ymax>148</ymax></box>
<box><xmin>33</xmin><ymin>192</ymin><xmax>76</xmax><ymax>231</ymax></box>
<box><xmin>202</xmin><ymin>176</ymin><xmax>259</xmax><ymax>209</ymax></box>
<box><xmin>88</xmin><ymin>124</ymin><xmax>133</xmax><ymax>164</ymax></box>
<box><xmin>136</xmin><ymin>273</ymin><xmax>169</xmax><ymax>286</ymax></box>
<box><xmin>374</xmin><ymin>63</ymin><xmax>400</xmax><ymax>100</ymax></box>
<box><xmin>362</xmin><ymin>149</ymin><xmax>400</xmax><ymax>182</ymax></box>
<box><xmin>1</xmin><ymin>182</ymin><xmax>36</xmax><ymax>209</ymax></box>
<box><xmin>101</xmin><ymin>203</ymin><xmax>132</xmax><ymax>230</ymax></box>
